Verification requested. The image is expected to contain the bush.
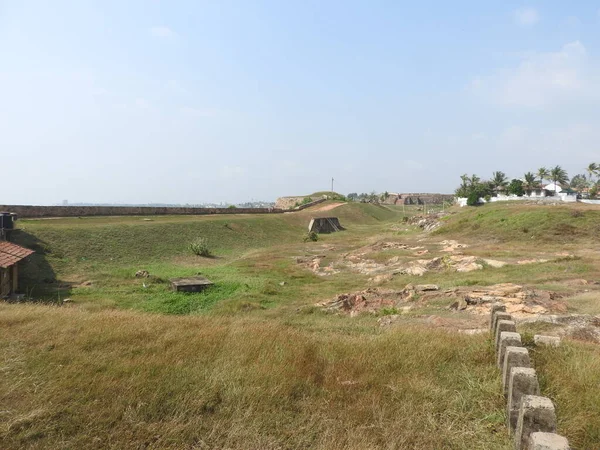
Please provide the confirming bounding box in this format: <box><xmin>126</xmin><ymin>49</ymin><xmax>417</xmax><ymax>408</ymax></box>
<box><xmin>303</xmin><ymin>231</ymin><xmax>318</xmax><ymax>243</ymax></box>
<box><xmin>507</xmin><ymin>179</ymin><xmax>525</xmax><ymax>196</ymax></box>
<box><xmin>466</xmin><ymin>192</ymin><xmax>480</xmax><ymax>206</ymax></box>
<box><xmin>190</xmin><ymin>237</ymin><xmax>212</xmax><ymax>257</ymax></box>
<box><xmin>227</xmin><ymin>205</ymin><xmax>237</xmax><ymax>209</ymax></box>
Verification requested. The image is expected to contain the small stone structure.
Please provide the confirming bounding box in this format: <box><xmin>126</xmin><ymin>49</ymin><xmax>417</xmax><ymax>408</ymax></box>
<box><xmin>308</xmin><ymin>217</ymin><xmax>344</xmax><ymax>234</ymax></box>
<box><xmin>488</xmin><ymin>307</ymin><xmax>571</xmax><ymax>450</ymax></box>
<box><xmin>170</xmin><ymin>276</ymin><xmax>213</xmax><ymax>293</ymax></box>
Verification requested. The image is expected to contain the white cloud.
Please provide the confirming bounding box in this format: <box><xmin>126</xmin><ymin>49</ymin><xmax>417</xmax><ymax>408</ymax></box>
<box><xmin>514</xmin><ymin>7</ymin><xmax>539</xmax><ymax>27</ymax></box>
<box><xmin>469</xmin><ymin>41</ymin><xmax>598</xmax><ymax>108</ymax></box>
<box><xmin>150</xmin><ymin>26</ymin><xmax>175</xmax><ymax>38</ymax></box>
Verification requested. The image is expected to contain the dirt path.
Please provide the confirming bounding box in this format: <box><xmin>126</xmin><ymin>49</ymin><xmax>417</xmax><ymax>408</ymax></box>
<box><xmin>313</xmin><ymin>202</ymin><xmax>346</xmax><ymax>212</ymax></box>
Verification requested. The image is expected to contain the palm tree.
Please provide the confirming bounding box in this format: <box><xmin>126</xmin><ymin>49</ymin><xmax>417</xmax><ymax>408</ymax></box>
<box><xmin>549</xmin><ymin>165</ymin><xmax>569</xmax><ymax>194</ymax></box>
<box><xmin>587</xmin><ymin>163</ymin><xmax>599</xmax><ymax>182</ymax></box>
<box><xmin>537</xmin><ymin>167</ymin><xmax>549</xmax><ymax>188</ymax></box>
<box><xmin>490</xmin><ymin>171</ymin><xmax>508</xmax><ymax>195</ymax></box>
<box><xmin>523</xmin><ymin>172</ymin><xmax>537</xmax><ymax>195</ymax></box>
<box><xmin>570</xmin><ymin>174</ymin><xmax>589</xmax><ymax>193</ymax></box>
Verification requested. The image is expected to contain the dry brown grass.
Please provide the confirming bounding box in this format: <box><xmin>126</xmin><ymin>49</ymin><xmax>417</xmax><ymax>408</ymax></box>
<box><xmin>0</xmin><ymin>304</ymin><xmax>510</xmax><ymax>449</ymax></box>
<box><xmin>533</xmin><ymin>341</ymin><xmax>600</xmax><ymax>449</ymax></box>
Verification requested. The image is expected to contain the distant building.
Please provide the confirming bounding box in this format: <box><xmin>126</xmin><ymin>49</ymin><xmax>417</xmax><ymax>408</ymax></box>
<box><xmin>0</xmin><ymin>241</ymin><xmax>34</xmax><ymax>298</ymax></box>
<box><xmin>0</xmin><ymin>212</ymin><xmax>34</xmax><ymax>298</ymax></box>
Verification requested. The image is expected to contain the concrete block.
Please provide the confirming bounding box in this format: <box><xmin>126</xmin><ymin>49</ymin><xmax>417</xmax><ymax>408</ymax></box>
<box><xmin>534</xmin><ymin>335</ymin><xmax>561</xmax><ymax>347</ymax></box>
<box><xmin>495</xmin><ymin>320</ymin><xmax>517</xmax><ymax>352</ymax></box>
<box><xmin>502</xmin><ymin>346</ymin><xmax>530</xmax><ymax>394</ymax></box>
<box><xmin>497</xmin><ymin>332</ymin><xmax>522</xmax><ymax>368</ymax></box>
<box><xmin>490</xmin><ymin>303</ymin><xmax>507</xmax><ymax>330</ymax></box>
<box><xmin>492</xmin><ymin>312</ymin><xmax>512</xmax><ymax>337</ymax></box>
<box><xmin>515</xmin><ymin>395</ymin><xmax>556</xmax><ymax>450</ymax></box>
<box><xmin>528</xmin><ymin>432</ymin><xmax>570</xmax><ymax>450</ymax></box>
<box><xmin>508</xmin><ymin>368</ymin><xmax>540</xmax><ymax>432</ymax></box>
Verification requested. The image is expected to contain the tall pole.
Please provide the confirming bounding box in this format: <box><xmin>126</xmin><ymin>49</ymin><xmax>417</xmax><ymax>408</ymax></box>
<box><xmin>331</xmin><ymin>177</ymin><xmax>334</xmax><ymax>193</ymax></box>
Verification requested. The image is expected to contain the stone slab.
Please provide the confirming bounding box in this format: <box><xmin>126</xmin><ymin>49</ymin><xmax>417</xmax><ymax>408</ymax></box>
<box><xmin>528</xmin><ymin>432</ymin><xmax>570</xmax><ymax>450</ymax></box>
<box><xmin>490</xmin><ymin>303</ymin><xmax>507</xmax><ymax>330</ymax></box>
<box><xmin>170</xmin><ymin>276</ymin><xmax>214</xmax><ymax>292</ymax></box>
<box><xmin>492</xmin><ymin>312</ymin><xmax>512</xmax><ymax>337</ymax></box>
<box><xmin>515</xmin><ymin>395</ymin><xmax>556</xmax><ymax>450</ymax></box>
<box><xmin>508</xmin><ymin>368</ymin><xmax>541</xmax><ymax>432</ymax></box>
<box><xmin>495</xmin><ymin>320</ymin><xmax>517</xmax><ymax>352</ymax></box>
<box><xmin>503</xmin><ymin>346</ymin><xmax>530</xmax><ymax>394</ymax></box>
<box><xmin>497</xmin><ymin>332</ymin><xmax>522</xmax><ymax>368</ymax></box>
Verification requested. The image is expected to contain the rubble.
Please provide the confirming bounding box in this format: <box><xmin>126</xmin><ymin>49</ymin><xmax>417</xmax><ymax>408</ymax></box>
<box><xmin>317</xmin><ymin>284</ymin><xmax>440</xmax><ymax>315</ymax></box>
<box><xmin>408</xmin><ymin>213</ymin><xmax>448</xmax><ymax>232</ymax></box>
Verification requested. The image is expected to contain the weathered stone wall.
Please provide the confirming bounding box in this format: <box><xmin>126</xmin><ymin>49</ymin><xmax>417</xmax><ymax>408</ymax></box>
<box><xmin>275</xmin><ymin>196</ymin><xmax>326</xmax><ymax>210</ymax></box>
<box><xmin>383</xmin><ymin>193</ymin><xmax>454</xmax><ymax>205</ymax></box>
<box><xmin>489</xmin><ymin>305</ymin><xmax>570</xmax><ymax>449</ymax></box>
<box><xmin>0</xmin><ymin>205</ymin><xmax>283</xmax><ymax>219</ymax></box>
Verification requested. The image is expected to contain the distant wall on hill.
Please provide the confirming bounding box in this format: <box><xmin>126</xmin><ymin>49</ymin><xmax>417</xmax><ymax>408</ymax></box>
<box><xmin>382</xmin><ymin>193</ymin><xmax>454</xmax><ymax>205</ymax></box>
<box><xmin>275</xmin><ymin>196</ymin><xmax>327</xmax><ymax>210</ymax></box>
<box><xmin>0</xmin><ymin>205</ymin><xmax>284</xmax><ymax>219</ymax></box>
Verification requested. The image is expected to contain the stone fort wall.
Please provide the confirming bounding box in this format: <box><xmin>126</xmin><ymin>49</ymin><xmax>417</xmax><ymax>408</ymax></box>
<box><xmin>0</xmin><ymin>205</ymin><xmax>283</xmax><ymax>219</ymax></box>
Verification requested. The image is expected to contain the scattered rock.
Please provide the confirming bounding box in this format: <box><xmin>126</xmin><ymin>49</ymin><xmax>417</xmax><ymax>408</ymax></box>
<box><xmin>279</xmin><ymin>281</ymin><xmax>286</xmax><ymax>286</ymax></box>
<box><xmin>63</xmin><ymin>298</ymin><xmax>72</xmax><ymax>303</ymax></box>
<box><xmin>414</xmin><ymin>284</ymin><xmax>439</xmax><ymax>292</ymax></box>
<box><xmin>369</xmin><ymin>274</ymin><xmax>393</xmax><ymax>284</ymax></box>
<box><xmin>439</xmin><ymin>240</ymin><xmax>468</xmax><ymax>252</ymax></box>
<box><xmin>517</xmin><ymin>258</ymin><xmax>549</xmax><ymax>265</ymax></box>
<box><xmin>135</xmin><ymin>270</ymin><xmax>150</xmax><ymax>278</ymax></box>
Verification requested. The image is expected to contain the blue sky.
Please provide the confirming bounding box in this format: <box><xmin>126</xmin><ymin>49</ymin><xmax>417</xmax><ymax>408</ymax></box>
<box><xmin>1</xmin><ymin>1</ymin><xmax>600</xmax><ymax>205</ymax></box>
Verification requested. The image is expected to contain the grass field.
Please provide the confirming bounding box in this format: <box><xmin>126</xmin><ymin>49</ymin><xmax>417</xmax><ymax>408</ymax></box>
<box><xmin>1</xmin><ymin>201</ymin><xmax>600</xmax><ymax>449</ymax></box>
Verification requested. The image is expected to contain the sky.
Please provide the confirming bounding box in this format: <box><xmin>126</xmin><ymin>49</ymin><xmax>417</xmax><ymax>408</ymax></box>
<box><xmin>1</xmin><ymin>1</ymin><xmax>600</xmax><ymax>205</ymax></box>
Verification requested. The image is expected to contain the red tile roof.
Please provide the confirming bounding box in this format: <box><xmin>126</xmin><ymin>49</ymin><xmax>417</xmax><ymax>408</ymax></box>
<box><xmin>0</xmin><ymin>241</ymin><xmax>34</xmax><ymax>268</ymax></box>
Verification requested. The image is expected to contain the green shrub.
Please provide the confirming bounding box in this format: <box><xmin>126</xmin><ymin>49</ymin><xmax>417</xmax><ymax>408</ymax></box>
<box><xmin>190</xmin><ymin>237</ymin><xmax>212</xmax><ymax>257</ymax></box>
<box><xmin>466</xmin><ymin>192</ymin><xmax>480</xmax><ymax>206</ymax></box>
<box><xmin>303</xmin><ymin>231</ymin><xmax>318</xmax><ymax>242</ymax></box>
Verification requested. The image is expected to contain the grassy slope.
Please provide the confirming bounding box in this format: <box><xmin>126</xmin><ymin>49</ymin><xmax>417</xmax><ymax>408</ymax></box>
<box><xmin>11</xmin><ymin>203</ymin><xmax>399</xmax><ymax>315</ymax></box>
<box><xmin>434</xmin><ymin>202</ymin><xmax>600</xmax><ymax>245</ymax></box>
<box><xmin>3</xmin><ymin>202</ymin><xmax>600</xmax><ymax>448</ymax></box>
<box><xmin>0</xmin><ymin>305</ymin><xmax>509</xmax><ymax>450</ymax></box>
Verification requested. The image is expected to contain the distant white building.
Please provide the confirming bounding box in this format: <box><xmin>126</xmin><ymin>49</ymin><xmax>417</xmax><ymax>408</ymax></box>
<box><xmin>543</xmin><ymin>183</ymin><xmax>564</xmax><ymax>193</ymax></box>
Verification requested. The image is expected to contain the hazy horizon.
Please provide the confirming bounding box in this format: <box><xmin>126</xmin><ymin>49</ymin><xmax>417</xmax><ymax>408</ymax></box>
<box><xmin>2</xmin><ymin>1</ymin><xmax>600</xmax><ymax>205</ymax></box>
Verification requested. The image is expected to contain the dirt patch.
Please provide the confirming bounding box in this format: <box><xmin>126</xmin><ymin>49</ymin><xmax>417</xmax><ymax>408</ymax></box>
<box><xmin>313</xmin><ymin>202</ymin><xmax>345</xmax><ymax>212</ymax></box>
<box><xmin>296</xmin><ymin>255</ymin><xmax>339</xmax><ymax>276</ymax></box>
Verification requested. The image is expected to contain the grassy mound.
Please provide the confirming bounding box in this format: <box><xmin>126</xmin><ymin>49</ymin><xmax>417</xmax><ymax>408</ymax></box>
<box><xmin>435</xmin><ymin>203</ymin><xmax>600</xmax><ymax>244</ymax></box>
<box><xmin>10</xmin><ymin>202</ymin><xmax>402</xmax><ymax>311</ymax></box>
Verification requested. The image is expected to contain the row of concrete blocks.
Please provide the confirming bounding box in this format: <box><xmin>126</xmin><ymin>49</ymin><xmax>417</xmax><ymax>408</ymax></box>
<box><xmin>490</xmin><ymin>304</ymin><xmax>569</xmax><ymax>450</ymax></box>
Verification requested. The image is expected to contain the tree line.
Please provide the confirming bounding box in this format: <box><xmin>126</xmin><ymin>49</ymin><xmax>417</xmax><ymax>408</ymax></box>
<box><xmin>456</xmin><ymin>163</ymin><xmax>600</xmax><ymax>206</ymax></box>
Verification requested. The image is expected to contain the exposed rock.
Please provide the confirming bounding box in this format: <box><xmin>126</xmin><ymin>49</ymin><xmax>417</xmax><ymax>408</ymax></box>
<box><xmin>135</xmin><ymin>270</ymin><xmax>150</xmax><ymax>278</ymax></box>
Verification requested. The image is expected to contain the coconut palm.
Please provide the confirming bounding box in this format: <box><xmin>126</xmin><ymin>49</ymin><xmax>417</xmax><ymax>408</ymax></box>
<box><xmin>523</xmin><ymin>172</ymin><xmax>538</xmax><ymax>195</ymax></box>
<box><xmin>537</xmin><ymin>167</ymin><xmax>549</xmax><ymax>187</ymax></box>
<box><xmin>490</xmin><ymin>171</ymin><xmax>508</xmax><ymax>194</ymax></box>
<box><xmin>570</xmin><ymin>174</ymin><xmax>589</xmax><ymax>193</ymax></box>
<box><xmin>549</xmin><ymin>165</ymin><xmax>569</xmax><ymax>194</ymax></box>
<box><xmin>587</xmin><ymin>163</ymin><xmax>599</xmax><ymax>182</ymax></box>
